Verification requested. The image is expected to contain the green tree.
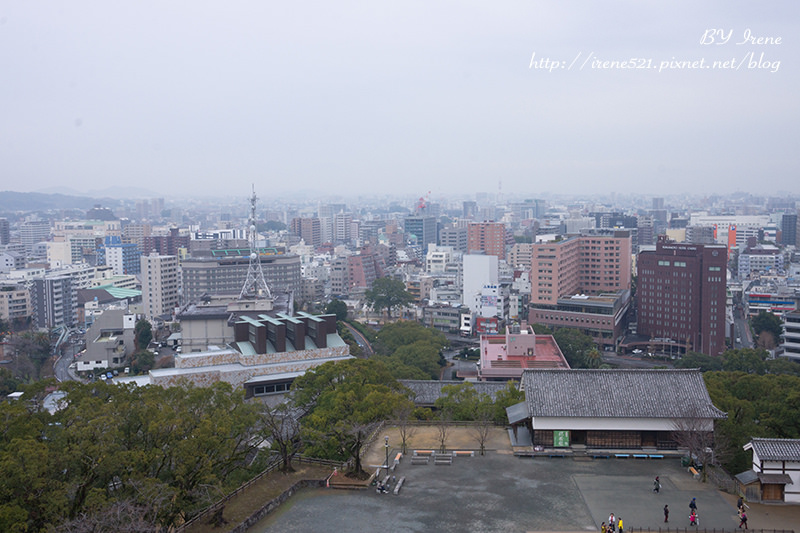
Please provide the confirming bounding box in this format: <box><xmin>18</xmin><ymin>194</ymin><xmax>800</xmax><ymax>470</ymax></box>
<box><xmin>0</xmin><ymin>318</ymin><xmax>10</xmax><ymax>342</ymax></box>
<box><xmin>751</xmin><ymin>310</ymin><xmax>783</xmax><ymax>349</ymax></box>
<box><xmin>492</xmin><ymin>381</ymin><xmax>525</xmax><ymax>424</ymax></box>
<box><xmin>130</xmin><ymin>349</ymin><xmax>155</xmax><ymax>374</ymax></box>
<box><xmin>325</xmin><ymin>299</ymin><xmax>349</xmax><ymax>321</ymax></box>
<box><xmin>0</xmin><ymin>369</ymin><xmax>20</xmax><ymax>397</ymax></box>
<box><xmin>134</xmin><ymin>319</ymin><xmax>153</xmax><ymax>351</ymax></box>
<box><xmin>10</xmin><ymin>331</ymin><xmax>51</xmax><ymax>381</ymax></box>
<box><xmin>553</xmin><ymin>328</ymin><xmax>596</xmax><ymax>368</ymax></box>
<box><xmin>375</xmin><ymin>321</ymin><xmax>447</xmax><ymax>355</ymax></box>
<box><xmin>364</xmin><ymin>277</ymin><xmax>414</xmax><ymax>318</ymax></box>
<box><xmin>674</xmin><ymin>351</ymin><xmax>724</xmax><ymax>372</ymax></box>
<box><xmin>720</xmin><ymin>348</ymin><xmax>767</xmax><ymax>374</ymax></box>
<box><xmin>291</xmin><ymin>359</ymin><xmax>412</xmax><ymax>477</ymax></box>
<box><xmin>435</xmin><ymin>383</ymin><xmax>482</xmax><ymax>421</ymax></box>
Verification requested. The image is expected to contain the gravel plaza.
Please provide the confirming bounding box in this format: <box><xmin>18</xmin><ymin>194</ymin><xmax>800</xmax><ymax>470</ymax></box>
<box><xmin>251</xmin><ymin>427</ymin><xmax>800</xmax><ymax>532</ymax></box>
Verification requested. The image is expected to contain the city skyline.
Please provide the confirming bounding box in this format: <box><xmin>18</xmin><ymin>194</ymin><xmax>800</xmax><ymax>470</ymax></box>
<box><xmin>1</xmin><ymin>1</ymin><xmax>798</xmax><ymax>198</ymax></box>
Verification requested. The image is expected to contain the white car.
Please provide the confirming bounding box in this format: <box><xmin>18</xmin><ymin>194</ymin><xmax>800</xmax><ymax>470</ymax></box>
<box><xmin>632</xmin><ymin>349</ymin><xmax>643</xmax><ymax>354</ymax></box>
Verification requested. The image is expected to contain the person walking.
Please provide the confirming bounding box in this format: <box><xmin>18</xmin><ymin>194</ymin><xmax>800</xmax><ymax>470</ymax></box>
<box><xmin>653</xmin><ymin>476</ymin><xmax>661</xmax><ymax>493</ymax></box>
<box><xmin>737</xmin><ymin>496</ymin><xmax>744</xmax><ymax>514</ymax></box>
<box><xmin>689</xmin><ymin>497</ymin><xmax>697</xmax><ymax>512</ymax></box>
<box><xmin>739</xmin><ymin>511</ymin><xmax>748</xmax><ymax>529</ymax></box>
<box><xmin>601</xmin><ymin>522</ymin><xmax>606</xmax><ymax>533</ymax></box>
<box><xmin>689</xmin><ymin>509</ymin><xmax>698</xmax><ymax>526</ymax></box>
<box><xmin>608</xmin><ymin>513</ymin><xmax>615</xmax><ymax>532</ymax></box>
<box><xmin>618</xmin><ymin>516</ymin><xmax>623</xmax><ymax>533</ymax></box>
<box><xmin>664</xmin><ymin>504</ymin><xmax>669</xmax><ymax>523</ymax></box>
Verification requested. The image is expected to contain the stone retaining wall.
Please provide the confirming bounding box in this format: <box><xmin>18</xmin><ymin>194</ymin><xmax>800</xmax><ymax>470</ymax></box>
<box><xmin>228</xmin><ymin>478</ymin><xmax>327</xmax><ymax>533</ymax></box>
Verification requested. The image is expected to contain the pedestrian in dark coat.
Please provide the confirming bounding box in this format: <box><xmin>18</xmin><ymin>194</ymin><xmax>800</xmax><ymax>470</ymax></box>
<box><xmin>664</xmin><ymin>504</ymin><xmax>669</xmax><ymax>523</ymax></box>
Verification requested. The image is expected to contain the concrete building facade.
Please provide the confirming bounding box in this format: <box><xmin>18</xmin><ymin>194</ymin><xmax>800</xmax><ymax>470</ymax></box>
<box><xmin>637</xmin><ymin>237</ymin><xmax>728</xmax><ymax>356</ymax></box>
<box><xmin>141</xmin><ymin>253</ymin><xmax>181</xmax><ymax>319</ymax></box>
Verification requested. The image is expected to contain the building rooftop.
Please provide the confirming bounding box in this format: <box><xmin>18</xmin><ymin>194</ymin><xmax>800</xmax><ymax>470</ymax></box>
<box><xmin>745</xmin><ymin>438</ymin><xmax>800</xmax><ymax>462</ymax></box>
<box><xmin>521</xmin><ymin>368</ymin><xmax>726</xmax><ymax>419</ymax></box>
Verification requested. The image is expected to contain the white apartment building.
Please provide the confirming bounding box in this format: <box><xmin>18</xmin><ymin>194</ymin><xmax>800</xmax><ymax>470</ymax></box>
<box><xmin>141</xmin><ymin>253</ymin><xmax>181</xmax><ymax>319</ymax></box>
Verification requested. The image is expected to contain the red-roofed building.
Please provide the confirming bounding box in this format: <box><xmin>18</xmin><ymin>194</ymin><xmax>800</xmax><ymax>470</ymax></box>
<box><xmin>478</xmin><ymin>326</ymin><xmax>569</xmax><ymax>381</ymax></box>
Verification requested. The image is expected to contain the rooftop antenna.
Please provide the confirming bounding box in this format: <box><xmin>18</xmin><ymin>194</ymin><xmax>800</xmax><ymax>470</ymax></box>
<box><xmin>239</xmin><ymin>185</ymin><xmax>272</xmax><ymax>299</ymax></box>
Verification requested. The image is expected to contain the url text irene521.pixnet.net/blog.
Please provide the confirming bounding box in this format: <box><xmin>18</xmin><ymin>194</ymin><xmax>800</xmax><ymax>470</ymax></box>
<box><xmin>528</xmin><ymin>27</ymin><xmax>782</xmax><ymax>73</ymax></box>
<box><xmin>529</xmin><ymin>50</ymin><xmax>780</xmax><ymax>73</ymax></box>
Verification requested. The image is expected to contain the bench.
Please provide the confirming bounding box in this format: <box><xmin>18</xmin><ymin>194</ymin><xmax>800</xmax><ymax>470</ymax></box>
<box><xmin>393</xmin><ymin>476</ymin><xmax>405</xmax><ymax>495</ymax></box>
<box><xmin>648</xmin><ymin>454</ymin><xmax>664</xmax><ymax>459</ymax></box>
<box><xmin>411</xmin><ymin>456</ymin><xmax>429</xmax><ymax>465</ymax></box>
<box><xmin>615</xmin><ymin>454</ymin><xmax>630</xmax><ymax>459</ymax></box>
<box><xmin>633</xmin><ymin>454</ymin><xmax>648</xmax><ymax>459</ymax></box>
<box><xmin>413</xmin><ymin>450</ymin><xmax>434</xmax><ymax>456</ymax></box>
<box><xmin>453</xmin><ymin>451</ymin><xmax>474</xmax><ymax>457</ymax></box>
<box><xmin>688</xmin><ymin>466</ymin><xmax>700</xmax><ymax>479</ymax></box>
<box><xmin>548</xmin><ymin>453</ymin><xmax>566</xmax><ymax>458</ymax></box>
<box><xmin>591</xmin><ymin>454</ymin><xmax>610</xmax><ymax>459</ymax></box>
<box><xmin>394</xmin><ymin>452</ymin><xmax>403</xmax><ymax>463</ymax></box>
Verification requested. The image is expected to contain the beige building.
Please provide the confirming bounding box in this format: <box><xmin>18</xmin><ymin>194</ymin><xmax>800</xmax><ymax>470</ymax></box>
<box><xmin>141</xmin><ymin>253</ymin><xmax>180</xmax><ymax>319</ymax></box>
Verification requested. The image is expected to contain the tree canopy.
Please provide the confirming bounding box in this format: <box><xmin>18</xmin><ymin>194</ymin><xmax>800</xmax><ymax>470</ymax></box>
<box><xmin>291</xmin><ymin>358</ymin><xmax>412</xmax><ymax>477</ymax></box>
<box><xmin>373</xmin><ymin>321</ymin><xmax>448</xmax><ymax>380</ymax></box>
<box><xmin>0</xmin><ymin>381</ymin><xmax>265</xmax><ymax>531</ymax></box>
<box><xmin>553</xmin><ymin>328</ymin><xmax>597</xmax><ymax>368</ymax></box>
<box><xmin>751</xmin><ymin>311</ymin><xmax>783</xmax><ymax>349</ymax></box>
<box><xmin>134</xmin><ymin>318</ymin><xmax>153</xmax><ymax>352</ymax></box>
<box><xmin>364</xmin><ymin>277</ymin><xmax>414</xmax><ymax>318</ymax></box>
<box><xmin>705</xmin><ymin>371</ymin><xmax>800</xmax><ymax>474</ymax></box>
<box><xmin>324</xmin><ymin>299</ymin><xmax>348</xmax><ymax>321</ymax></box>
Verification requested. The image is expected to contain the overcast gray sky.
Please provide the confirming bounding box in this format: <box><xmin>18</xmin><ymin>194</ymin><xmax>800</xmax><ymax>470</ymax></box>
<box><xmin>1</xmin><ymin>1</ymin><xmax>797</xmax><ymax>199</ymax></box>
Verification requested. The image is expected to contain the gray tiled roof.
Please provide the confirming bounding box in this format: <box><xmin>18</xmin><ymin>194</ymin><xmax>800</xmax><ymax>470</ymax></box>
<box><xmin>749</xmin><ymin>438</ymin><xmax>800</xmax><ymax>461</ymax></box>
<box><xmin>521</xmin><ymin>369</ymin><xmax>726</xmax><ymax>419</ymax></box>
<box><xmin>400</xmin><ymin>380</ymin><xmax>512</xmax><ymax>406</ymax></box>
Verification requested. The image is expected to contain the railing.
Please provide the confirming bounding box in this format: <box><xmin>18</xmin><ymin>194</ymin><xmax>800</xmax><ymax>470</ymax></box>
<box><xmin>175</xmin><ymin>454</ymin><xmax>344</xmax><ymax>532</ymax></box>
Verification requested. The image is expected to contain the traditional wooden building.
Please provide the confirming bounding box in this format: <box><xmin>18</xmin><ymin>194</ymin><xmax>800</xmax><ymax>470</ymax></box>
<box><xmin>511</xmin><ymin>368</ymin><xmax>725</xmax><ymax>450</ymax></box>
<box><xmin>738</xmin><ymin>438</ymin><xmax>800</xmax><ymax>503</ymax></box>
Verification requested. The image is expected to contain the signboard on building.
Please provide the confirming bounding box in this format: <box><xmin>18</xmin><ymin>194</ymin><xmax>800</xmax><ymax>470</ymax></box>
<box><xmin>554</xmin><ymin>430</ymin><xmax>570</xmax><ymax>447</ymax></box>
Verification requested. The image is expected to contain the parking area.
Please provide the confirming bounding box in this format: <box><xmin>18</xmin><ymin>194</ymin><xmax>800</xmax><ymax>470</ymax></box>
<box><xmin>252</xmin><ymin>427</ymin><xmax>799</xmax><ymax>533</ymax></box>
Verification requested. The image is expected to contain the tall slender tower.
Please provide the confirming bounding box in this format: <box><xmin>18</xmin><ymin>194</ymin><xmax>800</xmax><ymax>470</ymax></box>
<box><xmin>239</xmin><ymin>186</ymin><xmax>272</xmax><ymax>299</ymax></box>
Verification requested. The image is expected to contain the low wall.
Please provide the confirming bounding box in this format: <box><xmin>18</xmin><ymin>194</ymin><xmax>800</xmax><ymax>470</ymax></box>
<box><xmin>229</xmin><ymin>479</ymin><xmax>326</xmax><ymax>533</ymax></box>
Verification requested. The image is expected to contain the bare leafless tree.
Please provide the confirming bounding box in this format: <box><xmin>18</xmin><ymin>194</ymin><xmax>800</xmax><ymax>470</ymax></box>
<box><xmin>394</xmin><ymin>403</ymin><xmax>417</xmax><ymax>454</ymax></box>
<box><xmin>470</xmin><ymin>402</ymin><xmax>494</xmax><ymax>456</ymax></box>
<box><xmin>671</xmin><ymin>408</ymin><xmax>716</xmax><ymax>482</ymax></box>
<box><xmin>436</xmin><ymin>408</ymin><xmax>452</xmax><ymax>453</ymax></box>
<box><xmin>259</xmin><ymin>403</ymin><xmax>300</xmax><ymax>473</ymax></box>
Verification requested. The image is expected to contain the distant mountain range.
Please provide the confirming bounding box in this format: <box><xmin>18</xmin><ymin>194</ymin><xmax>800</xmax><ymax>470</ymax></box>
<box><xmin>0</xmin><ymin>191</ymin><xmax>124</xmax><ymax>213</ymax></box>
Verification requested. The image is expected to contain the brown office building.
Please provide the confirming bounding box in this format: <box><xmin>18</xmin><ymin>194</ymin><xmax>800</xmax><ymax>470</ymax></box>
<box><xmin>637</xmin><ymin>236</ymin><xmax>727</xmax><ymax>356</ymax></box>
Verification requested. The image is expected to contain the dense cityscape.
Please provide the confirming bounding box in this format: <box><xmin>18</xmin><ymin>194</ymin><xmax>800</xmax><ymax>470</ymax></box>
<box><xmin>1</xmin><ymin>187</ymin><xmax>800</xmax><ymax>531</ymax></box>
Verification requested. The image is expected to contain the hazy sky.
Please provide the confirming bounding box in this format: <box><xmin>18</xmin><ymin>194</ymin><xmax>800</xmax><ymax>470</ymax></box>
<box><xmin>1</xmin><ymin>1</ymin><xmax>797</xmax><ymax>199</ymax></box>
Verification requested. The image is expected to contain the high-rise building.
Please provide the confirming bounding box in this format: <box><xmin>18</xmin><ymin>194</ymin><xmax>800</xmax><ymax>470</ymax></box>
<box><xmin>32</xmin><ymin>275</ymin><xmax>75</xmax><ymax>329</ymax></box>
<box><xmin>467</xmin><ymin>222</ymin><xmax>507</xmax><ymax>259</ymax></box>
<box><xmin>530</xmin><ymin>230</ymin><xmax>632</xmax><ymax>306</ymax></box>
<box><xmin>290</xmin><ymin>217</ymin><xmax>322</xmax><ymax>247</ymax></box>
<box><xmin>781</xmin><ymin>311</ymin><xmax>800</xmax><ymax>362</ymax></box>
<box><xmin>0</xmin><ymin>218</ymin><xmax>10</xmax><ymax>245</ymax></box>
<box><xmin>781</xmin><ymin>213</ymin><xmax>798</xmax><ymax>247</ymax></box>
<box><xmin>141</xmin><ymin>253</ymin><xmax>181</xmax><ymax>319</ymax></box>
<box><xmin>439</xmin><ymin>225</ymin><xmax>468</xmax><ymax>253</ymax></box>
<box><xmin>143</xmin><ymin>227</ymin><xmax>189</xmax><ymax>256</ymax></box>
<box><xmin>404</xmin><ymin>215</ymin><xmax>437</xmax><ymax>254</ymax></box>
<box><xmin>20</xmin><ymin>220</ymin><xmax>50</xmax><ymax>253</ymax></box>
<box><xmin>637</xmin><ymin>237</ymin><xmax>727</xmax><ymax>356</ymax></box>
<box><xmin>97</xmin><ymin>236</ymin><xmax>141</xmax><ymax>275</ymax></box>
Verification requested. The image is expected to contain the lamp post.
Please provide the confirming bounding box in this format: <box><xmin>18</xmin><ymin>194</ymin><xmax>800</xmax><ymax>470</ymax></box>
<box><xmin>384</xmin><ymin>435</ymin><xmax>390</xmax><ymax>475</ymax></box>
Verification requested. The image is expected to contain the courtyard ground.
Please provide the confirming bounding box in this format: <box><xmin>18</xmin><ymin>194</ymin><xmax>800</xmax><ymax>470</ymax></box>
<box><xmin>250</xmin><ymin>425</ymin><xmax>799</xmax><ymax>532</ymax></box>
